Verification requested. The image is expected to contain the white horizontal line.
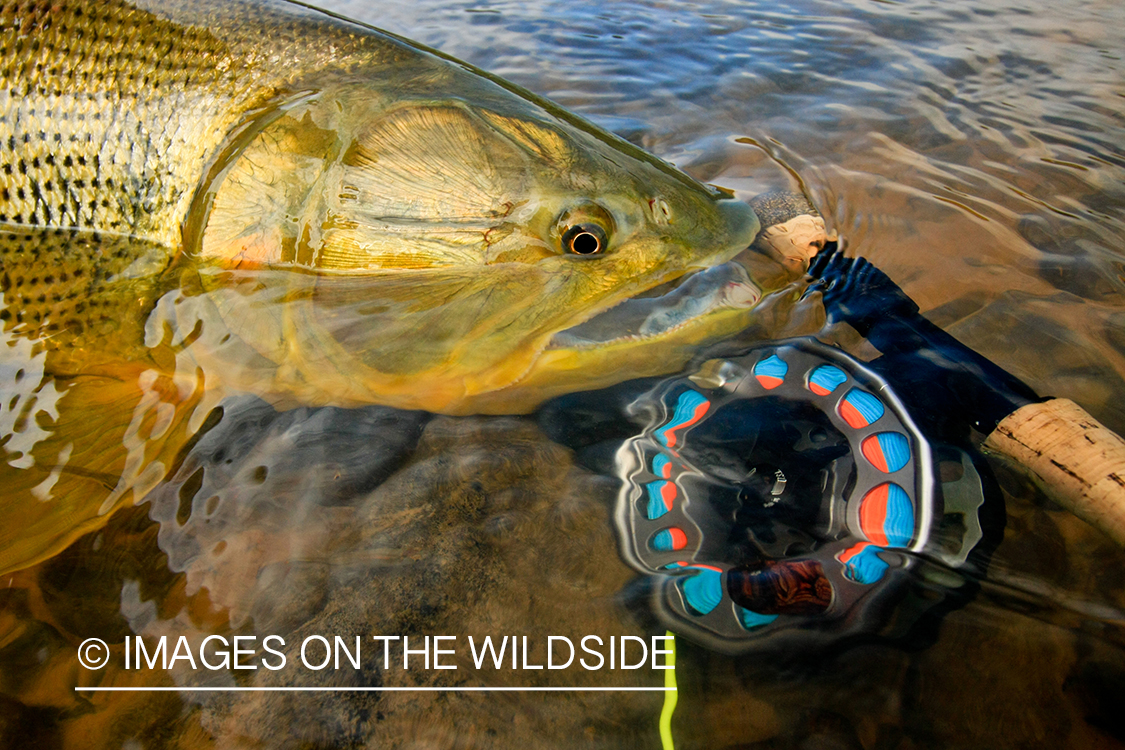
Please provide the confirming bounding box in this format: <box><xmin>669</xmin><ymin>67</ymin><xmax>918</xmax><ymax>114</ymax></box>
<box><xmin>75</xmin><ymin>686</ymin><xmax>675</xmax><ymax>692</ymax></box>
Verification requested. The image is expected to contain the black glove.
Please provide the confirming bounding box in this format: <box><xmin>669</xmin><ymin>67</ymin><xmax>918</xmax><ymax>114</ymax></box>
<box><xmin>806</xmin><ymin>245</ymin><xmax>1040</xmax><ymax>438</ymax></box>
<box><xmin>806</xmin><ymin>244</ymin><xmax>920</xmax><ymax>338</ymax></box>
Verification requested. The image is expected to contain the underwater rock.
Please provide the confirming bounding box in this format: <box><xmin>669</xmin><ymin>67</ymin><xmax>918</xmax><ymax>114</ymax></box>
<box><xmin>138</xmin><ymin>410</ymin><xmax>661</xmax><ymax>748</ymax></box>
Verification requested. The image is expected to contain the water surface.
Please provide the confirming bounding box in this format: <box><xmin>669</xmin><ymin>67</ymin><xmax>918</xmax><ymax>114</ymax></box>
<box><xmin>3</xmin><ymin>0</ymin><xmax>1125</xmax><ymax>747</ymax></box>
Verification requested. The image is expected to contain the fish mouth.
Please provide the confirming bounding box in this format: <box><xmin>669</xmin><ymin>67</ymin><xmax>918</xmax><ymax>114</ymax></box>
<box><xmin>548</xmin><ymin>261</ymin><xmax>761</xmax><ymax>350</ymax></box>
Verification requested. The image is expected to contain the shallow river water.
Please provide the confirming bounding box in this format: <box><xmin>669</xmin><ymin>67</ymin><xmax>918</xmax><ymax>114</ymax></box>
<box><xmin>3</xmin><ymin>0</ymin><xmax>1125</xmax><ymax>748</ymax></box>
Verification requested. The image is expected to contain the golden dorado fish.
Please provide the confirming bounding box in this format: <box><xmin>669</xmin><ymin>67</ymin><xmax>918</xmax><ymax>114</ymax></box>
<box><xmin>0</xmin><ymin>0</ymin><xmax>782</xmax><ymax>573</ymax></box>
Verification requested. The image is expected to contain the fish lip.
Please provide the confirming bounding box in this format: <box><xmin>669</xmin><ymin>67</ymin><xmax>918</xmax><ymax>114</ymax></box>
<box><xmin>547</xmin><ymin>261</ymin><xmax>761</xmax><ymax>350</ymax></box>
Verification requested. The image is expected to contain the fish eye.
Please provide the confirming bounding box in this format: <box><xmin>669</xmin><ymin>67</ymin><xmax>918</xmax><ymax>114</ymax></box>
<box><xmin>562</xmin><ymin>223</ymin><xmax>608</xmax><ymax>256</ymax></box>
<box><xmin>554</xmin><ymin>202</ymin><xmax>614</xmax><ymax>257</ymax></box>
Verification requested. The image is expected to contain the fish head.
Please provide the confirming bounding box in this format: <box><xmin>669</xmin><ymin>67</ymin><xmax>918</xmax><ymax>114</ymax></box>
<box><xmin>192</xmin><ymin>78</ymin><xmax>766</xmax><ymax>413</ymax></box>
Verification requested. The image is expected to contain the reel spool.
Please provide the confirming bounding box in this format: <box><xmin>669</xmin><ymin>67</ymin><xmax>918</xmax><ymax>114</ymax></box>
<box><xmin>614</xmin><ymin>338</ymin><xmax>992</xmax><ymax>653</ymax></box>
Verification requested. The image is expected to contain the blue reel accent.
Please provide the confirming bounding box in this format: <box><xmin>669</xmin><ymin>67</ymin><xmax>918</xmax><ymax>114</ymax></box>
<box><xmin>808</xmin><ymin>364</ymin><xmax>847</xmax><ymax>394</ymax></box>
<box><xmin>681</xmin><ymin>567</ymin><xmax>723</xmax><ymax>616</ymax></box>
<box><xmin>738</xmin><ymin>608</ymin><xmax>779</xmax><ymax>630</ymax></box>
<box><xmin>842</xmin><ymin>545</ymin><xmax>890</xmax><ymax>584</ymax></box>
<box><xmin>651</xmin><ymin>529</ymin><xmax>676</xmax><ymax>551</ymax></box>
<box><xmin>841</xmin><ymin>388</ymin><xmax>885</xmax><ymax>426</ymax></box>
<box><xmin>883</xmin><ymin>483</ymin><xmax>915</xmax><ymax>547</ymax></box>
<box><xmin>754</xmin><ymin>354</ymin><xmax>789</xmax><ymax>380</ymax></box>
<box><xmin>646</xmin><ymin>481</ymin><xmax>672</xmax><ymax>519</ymax></box>
<box><xmin>869</xmin><ymin>432</ymin><xmax>911</xmax><ymax>472</ymax></box>
<box><xmin>658</xmin><ymin>390</ymin><xmax>710</xmax><ymax>447</ymax></box>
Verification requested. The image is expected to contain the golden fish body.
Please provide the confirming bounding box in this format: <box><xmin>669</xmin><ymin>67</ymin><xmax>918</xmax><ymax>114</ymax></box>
<box><xmin>1</xmin><ymin>0</ymin><xmax>763</xmax><ymax>410</ymax></box>
<box><xmin>0</xmin><ymin>0</ymin><xmax>774</xmax><ymax>573</ymax></box>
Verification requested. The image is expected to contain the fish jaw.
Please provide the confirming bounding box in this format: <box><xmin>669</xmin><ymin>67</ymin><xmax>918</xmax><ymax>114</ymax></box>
<box><xmin>459</xmin><ymin>263</ymin><xmax>764</xmax><ymax>415</ymax></box>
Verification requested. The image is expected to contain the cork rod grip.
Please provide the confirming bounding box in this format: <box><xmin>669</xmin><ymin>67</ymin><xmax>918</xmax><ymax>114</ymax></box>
<box><xmin>984</xmin><ymin>398</ymin><xmax>1125</xmax><ymax>546</ymax></box>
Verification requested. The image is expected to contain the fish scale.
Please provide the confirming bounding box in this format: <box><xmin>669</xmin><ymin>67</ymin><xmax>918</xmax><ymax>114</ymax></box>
<box><xmin>1</xmin><ymin>1</ymin><xmax>229</xmax><ymax>243</ymax></box>
<box><xmin>0</xmin><ymin>228</ymin><xmax>164</xmax><ymax>350</ymax></box>
<box><xmin>0</xmin><ymin>0</ymin><xmax>418</xmax><ymax>246</ymax></box>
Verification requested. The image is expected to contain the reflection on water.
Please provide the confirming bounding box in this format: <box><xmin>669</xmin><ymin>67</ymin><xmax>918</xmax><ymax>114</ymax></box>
<box><xmin>3</xmin><ymin>0</ymin><xmax>1125</xmax><ymax>748</ymax></box>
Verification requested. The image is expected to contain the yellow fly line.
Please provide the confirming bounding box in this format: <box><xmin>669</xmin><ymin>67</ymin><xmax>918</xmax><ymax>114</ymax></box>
<box><xmin>659</xmin><ymin>631</ymin><xmax>677</xmax><ymax>750</ymax></box>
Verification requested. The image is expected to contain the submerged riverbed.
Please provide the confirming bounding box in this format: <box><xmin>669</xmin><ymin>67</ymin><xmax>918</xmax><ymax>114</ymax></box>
<box><xmin>2</xmin><ymin>0</ymin><xmax>1125</xmax><ymax>747</ymax></box>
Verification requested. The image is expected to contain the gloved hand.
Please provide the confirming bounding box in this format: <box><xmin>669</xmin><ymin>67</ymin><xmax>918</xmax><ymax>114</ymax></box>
<box><xmin>805</xmin><ymin>244</ymin><xmax>1040</xmax><ymax>438</ymax></box>
<box><xmin>806</xmin><ymin>243</ymin><xmax>920</xmax><ymax>338</ymax></box>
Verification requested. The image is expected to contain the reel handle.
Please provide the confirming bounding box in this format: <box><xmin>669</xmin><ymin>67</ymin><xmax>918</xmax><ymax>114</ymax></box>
<box><xmin>985</xmin><ymin>398</ymin><xmax>1125</xmax><ymax>546</ymax></box>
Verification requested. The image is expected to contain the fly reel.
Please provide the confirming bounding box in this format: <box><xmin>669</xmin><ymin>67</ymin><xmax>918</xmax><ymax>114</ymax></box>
<box><xmin>614</xmin><ymin>338</ymin><xmax>992</xmax><ymax>653</ymax></box>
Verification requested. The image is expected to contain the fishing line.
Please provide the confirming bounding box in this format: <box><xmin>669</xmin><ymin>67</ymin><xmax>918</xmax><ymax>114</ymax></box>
<box><xmin>659</xmin><ymin>630</ymin><xmax>677</xmax><ymax>750</ymax></box>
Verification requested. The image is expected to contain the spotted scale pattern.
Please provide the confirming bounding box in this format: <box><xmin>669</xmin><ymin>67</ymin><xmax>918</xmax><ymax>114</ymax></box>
<box><xmin>0</xmin><ymin>0</ymin><xmax>426</xmax><ymax>246</ymax></box>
